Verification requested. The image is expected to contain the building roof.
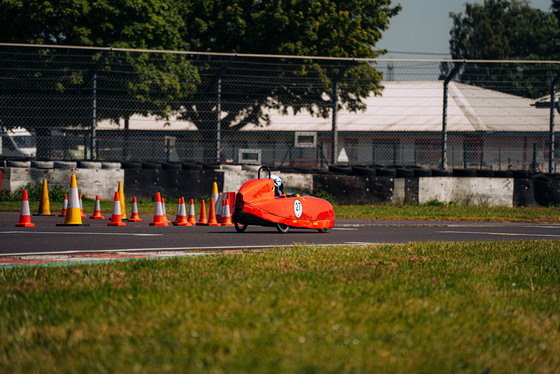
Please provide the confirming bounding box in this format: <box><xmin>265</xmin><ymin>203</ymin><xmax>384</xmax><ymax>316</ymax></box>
<box><xmin>98</xmin><ymin>81</ymin><xmax>557</xmax><ymax>133</ymax></box>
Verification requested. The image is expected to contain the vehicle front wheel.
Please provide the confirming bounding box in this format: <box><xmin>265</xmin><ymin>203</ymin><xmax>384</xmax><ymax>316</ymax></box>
<box><xmin>276</xmin><ymin>223</ymin><xmax>290</xmax><ymax>233</ymax></box>
<box><xmin>234</xmin><ymin>222</ymin><xmax>248</xmax><ymax>233</ymax></box>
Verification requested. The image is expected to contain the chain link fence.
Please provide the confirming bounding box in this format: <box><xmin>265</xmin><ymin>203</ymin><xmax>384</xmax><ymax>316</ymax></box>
<box><xmin>1</xmin><ymin>44</ymin><xmax>559</xmax><ymax>172</ymax></box>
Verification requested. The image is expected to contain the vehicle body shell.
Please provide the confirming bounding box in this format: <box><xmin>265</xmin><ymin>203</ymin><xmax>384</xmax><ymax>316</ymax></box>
<box><xmin>232</xmin><ymin>176</ymin><xmax>335</xmax><ymax>232</ymax></box>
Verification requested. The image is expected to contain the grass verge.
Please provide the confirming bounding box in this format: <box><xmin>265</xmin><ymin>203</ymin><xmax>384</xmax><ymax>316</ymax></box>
<box><xmin>1</xmin><ymin>240</ymin><xmax>559</xmax><ymax>373</ymax></box>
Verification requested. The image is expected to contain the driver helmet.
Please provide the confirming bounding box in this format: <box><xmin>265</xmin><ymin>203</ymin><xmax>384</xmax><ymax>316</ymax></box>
<box><xmin>270</xmin><ymin>174</ymin><xmax>283</xmax><ymax>195</ymax></box>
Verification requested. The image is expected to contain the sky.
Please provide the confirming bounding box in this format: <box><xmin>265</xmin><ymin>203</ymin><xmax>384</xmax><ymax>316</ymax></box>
<box><xmin>376</xmin><ymin>0</ymin><xmax>553</xmax><ymax>59</ymax></box>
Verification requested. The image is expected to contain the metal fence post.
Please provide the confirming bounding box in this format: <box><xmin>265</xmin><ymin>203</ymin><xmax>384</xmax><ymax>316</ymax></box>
<box><xmin>549</xmin><ymin>73</ymin><xmax>560</xmax><ymax>173</ymax></box>
<box><xmin>215</xmin><ymin>55</ymin><xmax>234</xmax><ymax>163</ymax></box>
<box><xmin>331</xmin><ymin>60</ymin><xmax>353</xmax><ymax>165</ymax></box>
<box><xmin>88</xmin><ymin>48</ymin><xmax>110</xmax><ymax>160</ymax></box>
<box><xmin>441</xmin><ymin>62</ymin><xmax>464</xmax><ymax>170</ymax></box>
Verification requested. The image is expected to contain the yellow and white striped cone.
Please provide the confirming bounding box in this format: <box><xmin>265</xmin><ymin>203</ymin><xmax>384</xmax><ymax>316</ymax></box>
<box><xmin>35</xmin><ymin>178</ymin><xmax>54</xmax><ymax>216</ymax></box>
<box><xmin>212</xmin><ymin>182</ymin><xmax>220</xmax><ymax>221</ymax></box>
<box><xmin>117</xmin><ymin>181</ymin><xmax>127</xmax><ymax>220</ymax></box>
<box><xmin>58</xmin><ymin>174</ymin><xmax>88</xmax><ymax>226</ymax></box>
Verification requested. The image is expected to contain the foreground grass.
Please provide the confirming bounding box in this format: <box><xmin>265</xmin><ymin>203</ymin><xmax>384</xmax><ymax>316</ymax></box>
<box><xmin>1</xmin><ymin>241</ymin><xmax>559</xmax><ymax>373</ymax></box>
<box><xmin>1</xmin><ymin>199</ymin><xmax>560</xmax><ymax>222</ymax></box>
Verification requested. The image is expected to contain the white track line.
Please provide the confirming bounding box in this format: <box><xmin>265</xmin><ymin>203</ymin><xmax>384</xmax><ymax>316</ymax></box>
<box><xmin>438</xmin><ymin>230</ymin><xmax>560</xmax><ymax>238</ymax></box>
<box><xmin>0</xmin><ymin>231</ymin><xmax>162</xmax><ymax>237</ymax></box>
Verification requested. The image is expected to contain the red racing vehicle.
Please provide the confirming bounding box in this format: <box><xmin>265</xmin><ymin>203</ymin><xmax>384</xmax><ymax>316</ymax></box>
<box><xmin>232</xmin><ymin>166</ymin><xmax>335</xmax><ymax>233</ymax></box>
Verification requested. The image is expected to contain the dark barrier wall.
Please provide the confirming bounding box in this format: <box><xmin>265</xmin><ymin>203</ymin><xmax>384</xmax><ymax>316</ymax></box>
<box><xmin>312</xmin><ymin>175</ymin><xmax>393</xmax><ymax>204</ymax></box>
<box><xmin>124</xmin><ymin>169</ymin><xmax>223</xmax><ymax>200</ymax></box>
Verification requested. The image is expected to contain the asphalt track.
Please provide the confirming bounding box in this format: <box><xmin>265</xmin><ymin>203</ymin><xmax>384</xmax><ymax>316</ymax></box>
<box><xmin>1</xmin><ymin>212</ymin><xmax>559</xmax><ymax>257</ymax></box>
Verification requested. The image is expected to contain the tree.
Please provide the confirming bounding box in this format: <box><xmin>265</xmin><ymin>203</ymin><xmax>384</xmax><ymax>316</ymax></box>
<box><xmin>0</xmin><ymin>0</ymin><xmax>401</xmax><ymax>161</ymax></box>
<box><xmin>442</xmin><ymin>0</ymin><xmax>560</xmax><ymax>98</ymax></box>
<box><xmin>0</xmin><ymin>0</ymin><xmax>200</xmax><ymax>158</ymax></box>
<box><xmin>174</xmin><ymin>0</ymin><xmax>401</xmax><ymax>161</ymax></box>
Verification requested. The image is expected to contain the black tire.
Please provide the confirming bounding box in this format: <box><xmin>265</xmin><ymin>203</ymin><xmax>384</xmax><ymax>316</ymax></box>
<box><xmin>494</xmin><ymin>170</ymin><xmax>513</xmax><ymax>178</ymax></box>
<box><xmin>162</xmin><ymin>163</ymin><xmax>182</xmax><ymax>170</ymax></box>
<box><xmin>276</xmin><ymin>223</ymin><xmax>290</xmax><ymax>233</ymax></box>
<box><xmin>351</xmin><ymin>166</ymin><xmax>376</xmax><ymax>176</ymax></box>
<box><xmin>477</xmin><ymin>169</ymin><xmax>495</xmax><ymax>178</ymax></box>
<box><xmin>431</xmin><ymin>169</ymin><xmax>452</xmax><ymax>177</ymax></box>
<box><xmin>413</xmin><ymin>168</ymin><xmax>432</xmax><ymax>177</ymax></box>
<box><xmin>234</xmin><ymin>222</ymin><xmax>248</xmax><ymax>233</ymax></box>
<box><xmin>142</xmin><ymin>162</ymin><xmax>162</xmax><ymax>169</ymax></box>
<box><xmin>396</xmin><ymin>168</ymin><xmax>414</xmax><ymax>178</ymax></box>
<box><xmin>181</xmin><ymin>163</ymin><xmax>204</xmax><ymax>171</ymax></box>
<box><xmin>328</xmin><ymin>165</ymin><xmax>352</xmax><ymax>174</ymax></box>
<box><xmin>452</xmin><ymin>168</ymin><xmax>477</xmax><ymax>177</ymax></box>
<box><xmin>120</xmin><ymin>161</ymin><xmax>142</xmax><ymax>169</ymax></box>
<box><xmin>376</xmin><ymin>168</ymin><xmax>397</xmax><ymax>177</ymax></box>
<box><xmin>317</xmin><ymin>228</ymin><xmax>329</xmax><ymax>233</ymax></box>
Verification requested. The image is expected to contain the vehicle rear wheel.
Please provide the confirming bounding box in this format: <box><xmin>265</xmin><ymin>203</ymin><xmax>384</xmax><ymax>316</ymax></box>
<box><xmin>234</xmin><ymin>222</ymin><xmax>248</xmax><ymax>233</ymax></box>
<box><xmin>317</xmin><ymin>229</ymin><xmax>328</xmax><ymax>233</ymax></box>
<box><xmin>276</xmin><ymin>223</ymin><xmax>290</xmax><ymax>233</ymax></box>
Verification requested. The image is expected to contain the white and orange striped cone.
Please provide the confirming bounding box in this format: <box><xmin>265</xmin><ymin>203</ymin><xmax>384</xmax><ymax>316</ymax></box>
<box><xmin>128</xmin><ymin>197</ymin><xmax>142</xmax><ymax>222</ymax></box>
<box><xmin>173</xmin><ymin>198</ymin><xmax>181</xmax><ymax>224</ymax></box>
<box><xmin>207</xmin><ymin>197</ymin><xmax>220</xmax><ymax>226</ymax></box>
<box><xmin>108</xmin><ymin>191</ymin><xmax>126</xmax><ymax>226</ymax></box>
<box><xmin>173</xmin><ymin>198</ymin><xmax>191</xmax><ymax>226</ymax></box>
<box><xmin>58</xmin><ymin>174</ymin><xmax>88</xmax><ymax>226</ymax></box>
<box><xmin>196</xmin><ymin>199</ymin><xmax>208</xmax><ymax>226</ymax></box>
<box><xmin>162</xmin><ymin>197</ymin><xmax>171</xmax><ymax>224</ymax></box>
<box><xmin>58</xmin><ymin>194</ymin><xmax>68</xmax><ymax>217</ymax></box>
<box><xmin>16</xmin><ymin>190</ymin><xmax>35</xmax><ymax>227</ymax></box>
<box><xmin>220</xmin><ymin>199</ymin><xmax>234</xmax><ymax>226</ymax></box>
<box><xmin>150</xmin><ymin>192</ymin><xmax>168</xmax><ymax>226</ymax></box>
<box><xmin>187</xmin><ymin>199</ymin><xmax>197</xmax><ymax>225</ymax></box>
<box><xmin>90</xmin><ymin>195</ymin><xmax>106</xmax><ymax>219</ymax></box>
<box><xmin>79</xmin><ymin>194</ymin><xmax>87</xmax><ymax>218</ymax></box>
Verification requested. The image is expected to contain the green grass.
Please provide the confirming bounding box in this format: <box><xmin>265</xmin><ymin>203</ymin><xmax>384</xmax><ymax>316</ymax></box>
<box><xmin>1</xmin><ymin>240</ymin><xmax>559</xmax><ymax>373</ymax></box>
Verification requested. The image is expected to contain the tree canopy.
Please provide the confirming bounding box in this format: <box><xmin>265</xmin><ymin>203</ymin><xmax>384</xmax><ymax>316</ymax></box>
<box><xmin>0</xmin><ymin>0</ymin><xmax>401</xmax><ymax>160</ymax></box>
<box><xmin>442</xmin><ymin>0</ymin><xmax>560</xmax><ymax>98</ymax></box>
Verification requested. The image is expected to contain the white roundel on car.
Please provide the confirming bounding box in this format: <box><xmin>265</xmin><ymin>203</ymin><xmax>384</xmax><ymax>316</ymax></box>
<box><xmin>293</xmin><ymin>199</ymin><xmax>303</xmax><ymax>218</ymax></box>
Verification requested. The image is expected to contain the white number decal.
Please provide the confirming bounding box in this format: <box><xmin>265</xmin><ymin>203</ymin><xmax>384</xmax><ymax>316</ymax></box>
<box><xmin>294</xmin><ymin>199</ymin><xmax>303</xmax><ymax>218</ymax></box>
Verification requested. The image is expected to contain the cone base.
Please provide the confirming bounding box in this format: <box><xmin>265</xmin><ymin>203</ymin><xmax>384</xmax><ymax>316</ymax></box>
<box><xmin>33</xmin><ymin>214</ymin><xmax>55</xmax><ymax>216</ymax></box>
<box><xmin>56</xmin><ymin>223</ymin><xmax>90</xmax><ymax>226</ymax></box>
<box><xmin>221</xmin><ymin>223</ymin><xmax>234</xmax><ymax>226</ymax></box>
<box><xmin>173</xmin><ymin>222</ymin><xmax>192</xmax><ymax>226</ymax></box>
<box><xmin>196</xmin><ymin>222</ymin><xmax>208</xmax><ymax>226</ymax></box>
<box><xmin>208</xmin><ymin>222</ymin><xmax>220</xmax><ymax>226</ymax></box>
<box><xmin>150</xmin><ymin>222</ymin><xmax>168</xmax><ymax>226</ymax></box>
<box><xmin>108</xmin><ymin>222</ymin><xmax>126</xmax><ymax>227</ymax></box>
<box><xmin>16</xmin><ymin>222</ymin><xmax>35</xmax><ymax>227</ymax></box>
<box><xmin>90</xmin><ymin>215</ymin><xmax>106</xmax><ymax>219</ymax></box>
<box><xmin>128</xmin><ymin>217</ymin><xmax>142</xmax><ymax>222</ymax></box>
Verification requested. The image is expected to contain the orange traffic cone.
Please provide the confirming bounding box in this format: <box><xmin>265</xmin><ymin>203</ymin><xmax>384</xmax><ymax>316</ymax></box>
<box><xmin>221</xmin><ymin>199</ymin><xmax>234</xmax><ymax>226</ymax></box>
<box><xmin>59</xmin><ymin>194</ymin><xmax>68</xmax><ymax>217</ymax></box>
<box><xmin>173</xmin><ymin>197</ymin><xmax>191</xmax><ymax>226</ymax></box>
<box><xmin>173</xmin><ymin>198</ymin><xmax>181</xmax><ymax>224</ymax></box>
<box><xmin>187</xmin><ymin>199</ymin><xmax>197</xmax><ymax>225</ymax></box>
<box><xmin>79</xmin><ymin>194</ymin><xmax>87</xmax><ymax>218</ymax></box>
<box><xmin>150</xmin><ymin>192</ymin><xmax>168</xmax><ymax>226</ymax></box>
<box><xmin>16</xmin><ymin>190</ymin><xmax>35</xmax><ymax>227</ymax></box>
<box><xmin>128</xmin><ymin>197</ymin><xmax>142</xmax><ymax>222</ymax></box>
<box><xmin>196</xmin><ymin>199</ymin><xmax>208</xmax><ymax>226</ymax></box>
<box><xmin>90</xmin><ymin>195</ymin><xmax>105</xmax><ymax>219</ymax></box>
<box><xmin>161</xmin><ymin>197</ymin><xmax>170</xmax><ymax>224</ymax></box>
<box><xmin>207</xmin><ymin>197</ymin><xmax>220</xmax><ymax>226</ymax></box>
<box><xmin>108</xmin><ymin>191</ymin><xmax>126</xmax><ymax>226</ymax></box>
